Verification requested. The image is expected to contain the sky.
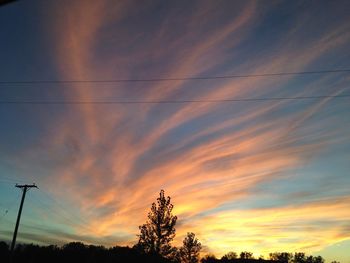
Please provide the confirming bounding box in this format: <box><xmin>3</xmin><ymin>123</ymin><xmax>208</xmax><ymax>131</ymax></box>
<box><xmin>0</xmin><ymin>0</ymin><xmax>350</xmax><ymax>261</ymax></box>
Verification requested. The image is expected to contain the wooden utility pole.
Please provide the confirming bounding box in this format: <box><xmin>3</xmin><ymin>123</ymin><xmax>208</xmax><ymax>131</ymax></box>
<box><xmin>10</xmin><ymin>184</ymin><xmax>37</xmax><ymax>254</ymax></box>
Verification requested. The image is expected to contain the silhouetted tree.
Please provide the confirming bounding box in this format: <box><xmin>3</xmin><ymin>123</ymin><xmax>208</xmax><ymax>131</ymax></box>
<box><xmin>306</xmin><ymin>256</ymin><xmax>314</xmax><ymax>263</ymax></box>
<box><xmin>269</xmin><ymin>252</ymin><xmax>293</xmax><ymax>263</ymax></box>
<box><xmin>291</xmin><ymin>253</ymin><xmax>325</xmax><ymax>263</ymax></box>
<box><xmin>240</xmin><ymin>251</ymin><xmax>254</xmax><ymax>259</ymax></box>
<box><xmin>310</xmin><ymin>256</ymin><xmax>324</xmax><ymax>263</ymax></box>
<box><xmin>293</xmin><ymin>253</ymin><xmax>306</xmax><ymax>263</ymax></box>
<box><xmin>179</xmin><ymin>232</ymin><xmax>202</xmax><ymax>263</ymax></box>
<box><xmin>201</xmin><ymin>254</ymin><xmax>218</xmax><ymax>263</ymax></box>
<box><xmin>170</xmin><ymin>247</ymin><xmax>182</xmax><ymax>263</ymax></box>
<box><xmin>221</xmin><ymin>251</ymin><xmax>238</xmax><ymax>261</ymax></box>
<box><xmin>137</xmin><ymin>189</ymin><xmax>178</xmax><ymax>258</ymax></box>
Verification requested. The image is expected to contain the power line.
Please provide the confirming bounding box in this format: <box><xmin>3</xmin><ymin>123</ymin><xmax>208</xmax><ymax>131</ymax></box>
<box><xmin>37</xmin><ymin>188</ymin><xmax>94</xmax><ymax>230</ymax></box>
<box><xmin>0</xmin><ymin>69</ymin><xmax>349</xmax><ymax>84</ymax></box>
<box><xmin>0</xmin><ymin>176</ymin><xmax>27</xmax><ymax>184</ymax></box>
<box><xmin>0</xmin><ymin>94</ymin><xmax>349</xmax><ymax>105</ymax></box>
<box><xmin>31</xmin><ymin>189</ymin><xmax>115</xmax><ymax>243</ymax></box>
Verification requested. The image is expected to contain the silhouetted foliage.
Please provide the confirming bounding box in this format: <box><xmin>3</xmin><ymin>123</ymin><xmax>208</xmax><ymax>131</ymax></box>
<box><xmin>293</xmin><ymin>252</ymin><xmax>306</xmax><ymax>263</ymax></box>
<box><xmin>306</xmin><ymin>255</ymin><xmax>324</xmax><ymax>263</ymax></box>
<box><xmin>179</xmin><ymin>232</ymin><xmax>202</xmax><ymax>263</ymax></box>
<box><xmin>240</xmin><ymin>252</ymin><xmax>254</xmax><ymax>260</ymax></box>
<box><xmin>1</xmin><ymin>242</ymin><xmax>175</xmax><ymax>263</ymax></box>
<box><xmin>137</xmin><ymin>189</ymin><xmax>178</xmax><ymax>258</ymax></box>
<box><xmin>0</xmin><ymin>241</ymin><xmax>333</xmax><ymax>263</ymax></box>
<box><xmin>269</xmin><ymin>252</ymin><xmax>293</xmax><ymax>263</ymax></box>
<box><xmin>201</xmin><ymin>254</ymin><xmax>218</xmax><ymax>263</ymax></box>
<box><xmin>221</xmin><ymin>251</ymin><xmax>238</xmax><ymax>261</ymax></box>
<box><xmin>268</xmin><ymin>253</ymin><xmax>325</xmax><ymax>263</ymax></box>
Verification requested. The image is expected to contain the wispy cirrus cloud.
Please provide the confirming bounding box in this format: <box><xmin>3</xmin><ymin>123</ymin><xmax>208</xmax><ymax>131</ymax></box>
<box><xmin>1</xmin><ymin>1</ymin><xmax>349</xmax><ymax>260</ymax></box>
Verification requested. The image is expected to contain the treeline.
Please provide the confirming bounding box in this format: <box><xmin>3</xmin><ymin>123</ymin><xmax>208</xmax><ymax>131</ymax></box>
<box><xmin>1</xmin><ymin>241</ymin><xmax>169</xmax><ymax>263</ymax></box>
<box><xmin>0</xmin><ymin>190</ymin><xmax>340</xmax><ymax>263</ymax></box>
<box><xmin>0</xmin><ymin>242</ymin><xmax>336</xmax><ymax>263</ymax></box>
<box><xmin>202</xmin><ymin>252</ymin><xmax>338</xmax><ymax>263</ymax></box>
<box><xmin>0</xmin><ymin>241</ymin><xmax>333</xmax><ymax>263</ymax></box>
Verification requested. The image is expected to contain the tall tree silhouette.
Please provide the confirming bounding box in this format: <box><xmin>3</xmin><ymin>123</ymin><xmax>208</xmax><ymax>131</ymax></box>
<box><xmin>179</xmin><ymin>232</ymin><xmax>202</xmax><ymax>263</ymax></box>
<box><xmin>137</xmin><ymin>189</ymin><xmax>178</xmax><ymax>258</ymax></box>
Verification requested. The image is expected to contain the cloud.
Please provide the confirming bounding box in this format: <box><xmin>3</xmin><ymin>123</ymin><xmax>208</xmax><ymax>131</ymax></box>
<box><xmin>1</xmin><ymin>1</ymin><xmax>349</xmax><ymax>259</ymax></box>
<box><xmin>181</xmin><ymin>196</ymin><xmax>350</xmax><ymax>257</ymax></box>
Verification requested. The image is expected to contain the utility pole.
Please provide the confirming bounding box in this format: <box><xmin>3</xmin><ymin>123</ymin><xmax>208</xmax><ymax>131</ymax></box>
<box><xmin>10</xmin><ymin>184</ymin><xmax>38</xmax><ymax>254</ymax></box>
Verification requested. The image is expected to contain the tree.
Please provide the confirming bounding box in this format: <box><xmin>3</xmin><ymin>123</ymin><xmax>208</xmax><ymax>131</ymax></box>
<box><xmin>240</xmin><ymin>251</ymin><xmax>254</xmax><ymax>259</ymax></box>
<box><xmin>292</xmin><ymin>253</ymin><xmax>324</xmax><ymax>263</ymax></box>
<box><xmin>312</xmin><ymin>256</ymin><xmax>325</xmax><ymax>263</ymax></box>
<box><xmin>269</xmin><ymin>252</ymin><xmax>293</xmax><ymax>263</ymax></box>
<box><xmin>221</xmin><ymin>251</ymin><xmax>238</xmax><ymax>261</ymax></box>
<box><xmin>137</xmin><ymin>189</ymin><xmax>178</xmax><ymax>258</ymax></box>
<box><xmin>201</xmin><ymin>254</ymin><xmax>217</xmax><ymax>263</ymax></box>
<box><xmin>293</xmin><ymin>253</ymin><xmax>306</xmax><ymax>263</ymax></box>
<box><xmin>179</xmin><ymin>232</ymin><xmax>202</xmax><ymax>263</ymax></box>
<box><xmin>306</xmin><ymin>256</ymin><xmax>314</xmax><ymax>263</ymax></box>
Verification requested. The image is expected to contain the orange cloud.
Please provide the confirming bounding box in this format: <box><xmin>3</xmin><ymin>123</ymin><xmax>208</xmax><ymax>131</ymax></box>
<box><xmin>9</xmin><ymin>1</ymin><xmax>347</xmax><ymax>258</ymax></box>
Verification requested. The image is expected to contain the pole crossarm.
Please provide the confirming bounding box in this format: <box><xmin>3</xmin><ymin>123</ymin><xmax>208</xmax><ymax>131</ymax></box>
<box><xmin>15</xmin><ymin>183</ymin><xmax>38</xmax><ymax>189</ymax></box>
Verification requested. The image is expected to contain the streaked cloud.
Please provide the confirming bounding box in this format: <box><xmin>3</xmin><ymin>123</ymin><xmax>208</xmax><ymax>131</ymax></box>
<box><xmin>0</xmin><ymin>1</ymin><xmax>349</xmax><ymax>261</ymax></box>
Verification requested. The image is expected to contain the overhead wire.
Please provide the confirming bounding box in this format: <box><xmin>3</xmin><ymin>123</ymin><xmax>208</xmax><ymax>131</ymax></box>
<box><xmin>30</xmin><ymin>188</ymin><xmax>112</xmax><ymax>243</ymax></box>
<box><xmin>0</xmin><ymin>94</ymin><xmax>349</xmax><ymax>105</ymax></box>
<box><xmin>0</xmin><ymin>68</ymin><xmax>348</xmax><ymax>246</ymax></box>
<box><xmin>0</xmin><ymin>68</ymin><xmax>349</xmax><ymax>84</ymax></box>
<box><xmin>0</xmin><ymin>68</ymin><xmax>349</xmax><ymax>105</ymax></box>
<box><xmin>0</xmin><ymin>176</ymin><xmax>27</xmax><ymax>184</ymax></box>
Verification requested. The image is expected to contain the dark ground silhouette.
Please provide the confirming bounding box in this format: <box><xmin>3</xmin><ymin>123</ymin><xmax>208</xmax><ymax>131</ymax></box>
<box><xmin>0</xmin><ymin>241</ymin><xmax>331</xmax><ymax>263</ymax></box>
<box><xmin>0</xmin><ymin>241</ymin><xmax>172</xmax><ymax>263</ymax></box>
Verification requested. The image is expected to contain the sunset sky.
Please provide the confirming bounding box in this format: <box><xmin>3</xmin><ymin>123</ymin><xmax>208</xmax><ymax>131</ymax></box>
<box><xmin>0</xmin><ymin>0</ymin><xmax>349</xmax><ymax>262</ymax></box>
